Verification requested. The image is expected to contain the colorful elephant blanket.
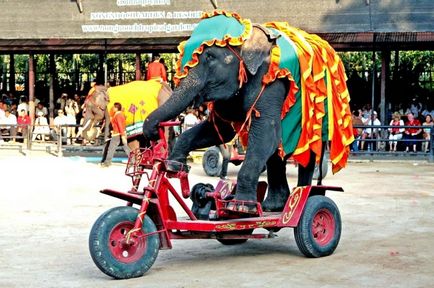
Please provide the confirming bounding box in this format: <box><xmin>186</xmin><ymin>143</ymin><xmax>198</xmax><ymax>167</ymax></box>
<box><xmin>175</xmin><ymin>11</ymin><xmax>354</xmax><ymax>174</ymax></box>
<box><xmin>107</xmin><ymin>80</ymin><xmax>162</xmax><ymax>137</ymax></box>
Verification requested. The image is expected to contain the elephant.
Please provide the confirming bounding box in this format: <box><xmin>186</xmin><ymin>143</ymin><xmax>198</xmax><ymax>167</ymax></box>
<box><xmin>142</xmin><ymin>11</ymin><xmax>353</xmax><ymax>212</ymax></box>
<box><xmin>81</xmin><ymin>80</ymin><xmax>172</xmax><ymax>150</ymax></box>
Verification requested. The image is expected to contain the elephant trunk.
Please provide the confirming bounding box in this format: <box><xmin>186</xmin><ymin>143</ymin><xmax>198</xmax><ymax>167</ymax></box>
<box><xmin>143</xmin><ymin>70</ymin><xmax>203</xmax><ymax>139</ymax></box>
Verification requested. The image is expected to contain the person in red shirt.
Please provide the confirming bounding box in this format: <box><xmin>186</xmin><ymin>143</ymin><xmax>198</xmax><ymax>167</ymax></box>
<box><xmin>100</xmin><ymin>102</ymin><xmax>131</xmax><ymax>167</ymax></box>
<box><xmin>146</xmin><ymin>54</ymin><xmax>167</xmax><ymax>82</ymax></box>
<box><xmin>403</xmin><ymin>112</ymin><xmax>422</xmax><ymax>152</ymax></box>
<box><xmin>17</xmin><ymin>109</ymin><xmax>31</xmax><ymax>143</ymax></box>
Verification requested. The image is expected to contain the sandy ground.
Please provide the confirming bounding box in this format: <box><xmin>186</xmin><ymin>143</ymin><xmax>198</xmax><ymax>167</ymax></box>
<box><xmin>0</xmin><ymin>150</ymin><xmax>433</xmax><ymax>288</ymax></box>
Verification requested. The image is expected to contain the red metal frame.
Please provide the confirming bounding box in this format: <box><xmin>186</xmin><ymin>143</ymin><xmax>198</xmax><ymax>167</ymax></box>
<box><xmin>100</xmin><ymin>122</ymin><xmax>344</xmax><ymax>250</ymax></box>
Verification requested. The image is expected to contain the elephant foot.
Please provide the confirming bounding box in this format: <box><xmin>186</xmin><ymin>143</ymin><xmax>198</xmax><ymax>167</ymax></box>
<box><xmin>261</xmin><ymin>190</ymin><xmax>290</xmax><ymax>212</ymax></box>
<box><xmin>226</xmin><ymin>201</ymin><xmax>258</xmax><ymax>214</ymax></box>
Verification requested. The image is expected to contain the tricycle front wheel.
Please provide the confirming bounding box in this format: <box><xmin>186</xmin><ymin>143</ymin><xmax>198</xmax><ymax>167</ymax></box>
<box><xmin>294</xmin><ymin>195</ymin><xmax>341</xmax><ymax>258</ymax></box>
<box><xmin>89</xmin><ymin>206</ymin><xmax>160</xmax><ymax>279</ymax></box>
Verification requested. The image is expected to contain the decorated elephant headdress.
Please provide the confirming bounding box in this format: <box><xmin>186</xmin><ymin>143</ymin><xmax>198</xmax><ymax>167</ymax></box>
<box><xmin>174</xmin><ymin>11</ymin><xmax>252</xmax><ymax>88</ymax></box>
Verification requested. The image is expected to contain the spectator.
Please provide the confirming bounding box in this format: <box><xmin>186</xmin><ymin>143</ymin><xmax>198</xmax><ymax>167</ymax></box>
<box><xmin>100</xmin><ymin>102</ymin><xmax>130</xmax><ymax>167</ymax></box>
<box><xmin>32</xmin><ymin>111</ymin><xmax>50</xmax><ymax>141</ymax></box>
<box><xmin>74</xmin><ymin>93</ymin><xmax>83</xmax><ymax>124</ymax></box>
<box><xmin>360</xmin><ymin>111</ymin><xmax>381</xmax><ymax>151</ymax></box>
<box><xmin>0</xmin><ymin>109</ymin><xmax>17</xmax><ymax>143</ymax></box>
<box><xmin>56</xmin><ymin>93</ymin><xmax>68</xmax><ymax>110</ymax></box>
<box><xmin>183</xmin><ymin>108</ymin><xmax>200</xmax><ymax>131</ymax></box>
<box><xmin>17</xmin><ymin>109</ymin><xmax>31</xmax><ymax>143</ymax></box>
<box><xmin>388</xmin><ymin>112</ymin><xmax>404</xmax><ymax>152</ymax></box>
<box><xmin>65</xmin><ymin>96</ymin><xmax>79</xmax><ymax>144</ymax></box>
<box><xmin>51</xmin><ymin>109</ymin><xmax>68</xmax><ymax>143</ymax></box>
<box><xmin>146</xmin><ymin>54</ymin><xmax>167</xmax><ymax>82</ymax></box>
<box><xmin>422</xmin><ymin>114</ymin><xmax>433</xmax><ymax>153</ymax></box>
<box><xmin>351</xmin><ymin>110</ymin><xmax>364</xmax><ymax>152</ymax></box>
<box><xmin>0</xmin><ymin>101</ymin><xmax>5</xmax><ymax>119</ymax></box>
<box><xmin>35</xmin><ymin>102</ymin><xmax>48</xmax><ymax>117</ymax></box>
<box><xmin>403</xmin><ymin>112</ymin><xmax>422</xmax><ymax>153</ymax></box>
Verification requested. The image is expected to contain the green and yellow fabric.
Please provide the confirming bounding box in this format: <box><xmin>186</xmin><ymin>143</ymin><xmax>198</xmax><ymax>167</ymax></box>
<box><xmin>107</xmin><ymin>80</ymin><xmax>162</xmax><ymax>137</ymax></box>
<box><xmin>174</xmin><ymin>11</ymin><xmax>353</xmax><ymax>174</ymax></box>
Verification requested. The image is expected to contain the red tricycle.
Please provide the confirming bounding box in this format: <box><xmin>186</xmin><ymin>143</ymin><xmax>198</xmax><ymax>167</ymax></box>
<box><xmin>89</xmin><ymin>122</ymin><xmax>343</xmax><ymax>279</ymax></box>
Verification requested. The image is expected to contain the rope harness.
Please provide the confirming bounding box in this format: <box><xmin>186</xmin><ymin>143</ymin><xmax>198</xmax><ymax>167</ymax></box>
<box><xmin>208</xmin><ymin>45</ymin><xmax>267</xmax><ymax>148</ymax></box>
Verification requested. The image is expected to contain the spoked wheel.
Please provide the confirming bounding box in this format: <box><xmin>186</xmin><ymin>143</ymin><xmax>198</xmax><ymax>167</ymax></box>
<box><xmin>202</xmin><ymin>146</ymin><xmax>222</xmax><ymax>176</ymax></box>
<box><xmin>294</xmin><ymin>196</ymin><xmax>341</xmax><ymax>257</ymax></box>
<box><xmin>216</xmin><ymin>229</ymin><xmax>253</xmax><ymax>245</ymax></box>
<box><xmin>89</xmin><ymin>206</ymin><xmax>160</xmax><ymax>279</ymax></box>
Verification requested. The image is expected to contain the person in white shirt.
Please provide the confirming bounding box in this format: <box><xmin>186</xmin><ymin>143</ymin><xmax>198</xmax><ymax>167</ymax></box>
<box><xmin>183</xmin><ymin>108</ymin><xmax>200</xmax><ymax>132</ymax></box>
<box><xmin>35</xmin><ymin>102</ymin><xmax>48</xmax><ymax>117</ymax></box>
<box><xmin>51</xmin><ymin>109</ymin><xmax>68</xmax><ymax>143</ymax></box>
<box><xmin>360</xmin><ymin>111</ymin><xmax>382</xmax><ymax>151</ymax></box>
<box><xmin>0</xmin><ymin>109</ymin><xmax>17</xmax><ymax>142</ymax></box>
<box><xmin>17</xmin><ymin>97</ymin><xmax>29</xmax><ymax>115</ymax></box>
<box><xmin>388</xmin><ymin>112</ymin><xmax>405</xmax><ymax>152</ymax></box>
<box><xmin>32</xmin><ymin>111</ymin><xmax>50</xmax><ymax>141</ymax></box>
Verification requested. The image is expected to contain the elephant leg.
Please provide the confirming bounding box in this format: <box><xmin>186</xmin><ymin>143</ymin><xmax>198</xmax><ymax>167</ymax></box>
<box><xmin>234</xmin><ymin>116</ymin><xmax>281</xmax><ymax>211</ymax></box>
<box><xmin>297</xmin><ymin>150</ymin><xmax>316</xmax><ymax>186</ymax></box>
<box><xmin>262</xmin><ymin>150</ymin><xmax>290</xmax><ymax>212</ymax></box>
<box><xmin>169</xmin><ymin>119</ymin><xmax>235</xmax><ymax>164</ymax></box>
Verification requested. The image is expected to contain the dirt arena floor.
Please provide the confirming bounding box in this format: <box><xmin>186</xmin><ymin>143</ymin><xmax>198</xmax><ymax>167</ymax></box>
<box><xmin>0</xmin><ymin>150</ymin><xmax>433</xmax><ymax>288</ymax></box>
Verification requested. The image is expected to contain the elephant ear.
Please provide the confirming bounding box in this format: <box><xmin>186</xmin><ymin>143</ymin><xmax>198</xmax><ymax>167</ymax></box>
<box><xmin>240</xmin><ymin>26</ymin><xmax>273</xmax><ymax>76</ymax></box>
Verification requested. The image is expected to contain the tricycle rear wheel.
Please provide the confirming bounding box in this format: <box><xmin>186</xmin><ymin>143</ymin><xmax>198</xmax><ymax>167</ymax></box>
<box><xmin>89</xmin><ymin>206</ymin><xmax>160</xmax><ymax>279</ymax></box>
<box><xmin>294</xmin><ymin>196</ymin><xmax>341</xmax><ymax>257</ymax></box>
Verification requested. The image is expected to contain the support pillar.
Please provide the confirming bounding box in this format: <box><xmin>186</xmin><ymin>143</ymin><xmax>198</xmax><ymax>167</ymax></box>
<box><xmin>380</xmin><ymin>51</ymin><xmax>390</xmax><ymax>124</ymax></box>
<box><xmin>9</xmin><ymin>53</ymin><xmax>15</xmax><ymax>94</ymax></box>
<box><xmin>118</xmin><ymin>55</ymin><xmax>123</xmax><ymax>85</ymax></box>
<box><xmin>28</xmin><ymin>53</ymin><xmax>35</xmax><ymax>123</ymax></box>
<box><xmin>49</xmin><ymin>54</ymin><xmax>55</xmax><ymax>124</ymax></box>
<box><xmin>135</xmin><ymin>53</ymin><xmax>142</xmax><ymax>80</ymax></box>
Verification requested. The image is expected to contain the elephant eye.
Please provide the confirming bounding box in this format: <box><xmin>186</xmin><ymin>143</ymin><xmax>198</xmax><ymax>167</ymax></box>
<box><xmin>205</xmin><ymin>52</ymin><xmax>215</xmax><ymax>61</ymax></box>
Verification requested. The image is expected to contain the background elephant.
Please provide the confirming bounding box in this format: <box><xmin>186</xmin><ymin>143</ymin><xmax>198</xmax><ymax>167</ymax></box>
<box><xmin>143</xmin><ymin>11</ymin><xmax>353</xmax><ymax>212</ymax></box>
<box><xmin>82</xmin><ymin>80</ymin><xmax>172</xmax><ymax>150</ymax></box>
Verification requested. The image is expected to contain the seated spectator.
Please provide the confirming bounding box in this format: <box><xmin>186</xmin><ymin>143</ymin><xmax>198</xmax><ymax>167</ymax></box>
<box><xmin>51</xmin><ymin>109</ymin><xmax>68</xmax><ymax>143</ymax></box>
<box><xmin>0</xmin><ymin>109</ymin><xmax>17</xmax><ymax>142</ymax></box>
<box><xmin>32</xmin><ymin>111</ymin><xmax>50</xmax><ymax>141</ymax></box>
<box><xmin>403</xmin><ymin>112</ymin><xmax>422</xmax><ymax>153</ymax></box>
<box><xmin>17</xmin><ymin>96</ymin><xmax>29</xmax><ymax>115</ymax></box>
<box><xmin>35</xmin><ymin>102</ymin><xmax>48</xmax><ymax>117</ymax></box>
<box><xmin>17</xmin><ymin>109</ymin><xmax>31</xmax><ymax>143</ymax></box>
<box><xmin>422</xmin><ymin>114</ymin><xmax>433</xmax><ymax>153</ymax></box>
<box><xmin>388</xmin><ymin>112</ymin><xmax>404</xmax><ymax>152</ymax></box>
<box><xmin>360</xmin><ymin>111</ymin><xmax>381</xmax><ymax>151</ymax></box>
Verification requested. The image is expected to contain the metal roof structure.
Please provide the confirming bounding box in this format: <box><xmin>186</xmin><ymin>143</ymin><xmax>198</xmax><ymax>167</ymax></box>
<box><xmin>0</xmin><ymin>0</ymin><xmax>432</xmax><ymax>52</ymax></box>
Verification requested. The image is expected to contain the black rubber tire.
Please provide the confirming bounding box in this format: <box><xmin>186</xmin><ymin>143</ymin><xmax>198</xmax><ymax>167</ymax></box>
<box><xmin>89</xmin><ymin>206</ymin><xmax>160</xmax><ymax>279</ymax></box>
<box><xmin>313</xmin><ymin>158</ymin><xmax>328</xmax><ymax>180</ymax></box>
<box><xmin>216</xmin><ymin>230</ymin><xmax>253</xmax><ymax>245</ymax></box>
<box><xmin>202</xmin><ymin>146</ymin><xmax>222</xmax><ymax>176</ymax></box>
<box><xmin>294</xmin><ymin>196</ymin><xmax>341</xmax><ymax>258</ymax></box>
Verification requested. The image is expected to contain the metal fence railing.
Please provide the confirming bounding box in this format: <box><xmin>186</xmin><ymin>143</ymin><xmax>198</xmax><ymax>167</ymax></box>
<box><xmin>351</xmin><ymin>124</ymin><xmax>433</xmax><ymax>162</ymax></box>
<box><xmin>1</xmin><ymin>123</ymin><xmax>433</xmax><ymax>162</ymax></box>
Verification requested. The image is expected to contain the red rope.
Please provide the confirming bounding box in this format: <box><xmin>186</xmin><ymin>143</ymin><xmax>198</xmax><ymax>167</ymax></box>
<box><xmin>207</xmin><ymin>45</ymin><xmax>267</xmax><ymax>148</ymax></box>
<box><xmin>227</xmin><ymin>45</ymin><xmax>247</xmax><ymax>88</ymax></box>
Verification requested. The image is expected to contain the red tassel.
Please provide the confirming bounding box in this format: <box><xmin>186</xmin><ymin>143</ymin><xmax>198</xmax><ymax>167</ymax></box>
<box><xmin>238</xmin><ymin>60</ymin><xmax>248</xmax><ymax>88</ymax></box>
